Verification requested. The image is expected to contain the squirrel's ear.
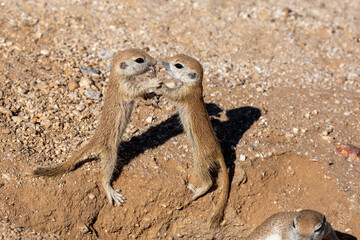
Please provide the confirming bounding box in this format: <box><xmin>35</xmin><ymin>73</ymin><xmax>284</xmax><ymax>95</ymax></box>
<box><xmin>189</xmin><ymin>72</ymin><xmax>197</xmax><ymax>79</ymax></box>
<box><xmin>119</xmin><ymin>62</ymin><xmax>128</xmax><ymax>69</ymax></box>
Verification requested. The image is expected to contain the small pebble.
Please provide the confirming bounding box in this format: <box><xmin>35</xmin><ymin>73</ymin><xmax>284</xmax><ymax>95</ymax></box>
<box><xmin>36</xmin><ymin>81</ymin><xmax>48</xmax><ymax>91</ymax></box>
<box><xmin>98</xmin><ymin>49</ymin><xmax>115</xmax><ymax>60</ymax></box>
<box><xmin>12</xmin><ymin>116</ymin><xmax>25</xmax><ymax>124</ymax></box>
<box><xmin>80</xmin><ymin>66</ymin><xmax>100</xmax><ymax>75</ymax></box>
<box><xmin>285</xmin><ymin>133</ymin><xmax>294</xmax><ymax>138</ymax></box>
<box><xmin>239</xmin><ymin>154</ymin><xmax>247</xmax><ymax>161</ymax></box>
<box><xmin>292</xmin><ymin>128</ymin><xmax>299</xmax><ymax>134</ymax></box>
<box><xmin>321</xmin><ymin>136</ymin><xmax>333</xmax><ymax>141</ymax></box>
<box><xmin>76</xmin><ymin>103</ymin><xmax>86</xmax><ymax>112</ymax></box>
<box><xmin>84</xmin><ymin>88</ymin><xmax>101</xmax><ymax>100</ymax></box>
<box><xmin>91</xmin><ymin>109</ymin><xmax>100</xmax><ymax>115</ymax></box>
<box><xmin>254</xmin><ymin>66</ymin><xmax>262</xmax><ymax>72</ymax></box>
<box><xmin>146</xmin><ymin>116</ymin><xmax>154</xmax><ymax>123</ymax></box>
<box><xmin>336</xmin><ymin>76</ymin><xmax>347</xmax><ymax>84</ymax></box>
<box><xmin>0</xmin><ymin>106</ymin><xmax>12</xmax><ymax>116</ymax></box>
<box><xmin>1</xmin><ymin>129</ymin><xmax>10</xmax><ymax>134</ymax></box>
<box><xmin>41</xmin><ymin>118</ymin><xmax>52</xmax><ymax>127</ymax></box>
<box><xmin>68</xmin><ymin>79</ymin><xmax>80</xmax><ymax>90</ymax></box>
<box><xmin>2</xmin><ymin>174</ymin><xmax>11</xmax><ymax>180</ymax></box>
<box><xmin>40</xmin><ymin>49</ymin><xmax>49</xmax><ymax>56</ymax></box>
<box><xmin>79</xmin><ymin>76</ymin><xmax>93</xmax><ymax>88</ymax></box>
<box><xmin>79</xmin><ymin>225</ymin><xmax>89</xmax><ymax>234</ymax></box>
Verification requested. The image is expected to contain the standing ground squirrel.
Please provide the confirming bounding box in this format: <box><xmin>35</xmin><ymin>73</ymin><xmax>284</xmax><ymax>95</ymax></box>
<box><xmin>157</xmin><ymin>54</ymin><xmax>229</xmax><ymax>228</ymax></box>
<box><xmin>32</xmin><ymin>48</ymin><xmax>162</xmax><ymax>206</ymax></box>
<box><xmin>247</xmin><ymin>209</ymin><xmax>339</xmax><ymax>240</ymax></box>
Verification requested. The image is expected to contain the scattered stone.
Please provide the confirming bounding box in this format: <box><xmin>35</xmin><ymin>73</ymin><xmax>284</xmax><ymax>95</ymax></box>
<box><xmin>0</xmin><ymin>106</ymin><xmax>13</xmax><ymax>116</ymax></box>
<box><xmin>79</xmin><ymin>76</ymin><xmax>93</xmax><ymax>88</ymax></box>
<box><xmin>336</xmin><ymin>144</ymin><xmax>360</xmax><ymax>162</ymax></box>
<box><xmin>76</xmin><ymin>103</ymin><xmax>86</xmax><ymax>112</ymax></box>
<box><xmin>234</xmin><ymin>167</ymin><xmax>247</xmax><ymax>185</ymax></box>
<box><xmin>35</xmin><ymin>81</ymin><xmax>48</xmax><ymax>91</ymax></box>
<box><xmin>1</xmin><ymin>129</ymin><xmax>10</xmax><ymax>134</ymax></box>
<box><xmin>321</xmin><ymin>136</ymin><xmax>333</xmax><ymax>141</ymax></box>
<box><xmin>68</xmin><ymin>79</ymin><xmax>80</xmax><ymax>90</ymax></box>
<box><xmin>2</xmin><ymin>174</ymin><xmax>11</xmax><ymax>180</ymax></box>
<box><xmin>91</xmin><ymin>109</ymin><xmax>100</xmax><ymax>115</ymax></box>
<box><xmin>98</xmin><ymin>49</ymin><xmax>115</xmax><ymax>60</ymax></box>
<box><xmin>79</xmin><ymin>225</ymin><xmax>89</xmax><ymax>234</ymax></box>
<box><xmin>40</xmin><ymin>49</ymin><xmax>49</xmax><ymax>56</ymax></box>
<box><xmin>292</xmin><ymin>128</ymin><xmax>299</xmax><ymax>134</ymax></box>
<box><xmin>285</xmin><ymin>133</ymin><xmax>294</xmax><ymax>138</ymax></box>
<box><xmin>88</xmin><ymin>193</ymin><xmax>96</xmax><ymax>200</ymax></box>
<box><xmin>12</xmin><ymin>116</ymin><xmax>25</xmax><ymax>124</ymax></box>
<box><xmin>254</xmin><ymin>65</ymin><xmax>263</xmax><ymax>73</ymax></box>
<box><xmin>40</xmin><ymin>118</ymin><xmax>52</xmax><ymax>127</ymax></box>
<box><xmin>146</xmin><ymin>116</ymin><xmax>154</xmax><ymax>123</ymax></box>
<box><xmin>84</xmin><ymin>88</ymin><xmax>101</xmax><ymax>100</ymax></box>
<box><xmin>80</xmin><ymin>66</ymin><xmax>100</xmax><ymax>75</ymax></box>
<box><xmin>336</xmin><ymin>76</ymin><xmax>347</xmax><ymax>84</ymax></box>
<box><xmin>239</xmin><ymin>154</ymin><xmax>247</xmax><ymax>161</ymax></box>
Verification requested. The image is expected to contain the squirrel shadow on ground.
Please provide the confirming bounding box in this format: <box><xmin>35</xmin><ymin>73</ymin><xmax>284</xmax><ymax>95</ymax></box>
<box><xmin>336</xmin><ymin>231</ymin><xmax>357</xmax><ymax>240</ymax></box>
<box><xmin>112</xmin><ymin>103</ymin><xmax>261</xmax><ymax>191</ymax></box>
<box><xmin>207</xmin><ymin>104</ymin><xmax>261</xmax><ymax>187</ymax></box>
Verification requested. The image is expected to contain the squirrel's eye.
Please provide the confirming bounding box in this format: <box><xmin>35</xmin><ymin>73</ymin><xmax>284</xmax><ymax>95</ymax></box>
<box><xmin>135</xmin><ymin>58</ymin><xmax>145</xmax><ymax>63</ymax></box>
<box><xmin>174</xmin><ymin>63</ymin><xmax>184</xmax><ymax>69</ymax></box>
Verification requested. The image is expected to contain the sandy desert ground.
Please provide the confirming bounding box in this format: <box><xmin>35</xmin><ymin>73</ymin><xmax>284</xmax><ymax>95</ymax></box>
<box><xmin>0</xmin><ymin>0</ymin><xmax>359</xmax><ymax>239</ymax></box>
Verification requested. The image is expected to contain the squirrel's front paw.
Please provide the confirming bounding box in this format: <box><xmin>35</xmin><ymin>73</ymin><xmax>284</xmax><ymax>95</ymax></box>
<box><xmin>148</xmin><ymin>77</ymin><xmax>163</xmax><ymax>89</ymax></box>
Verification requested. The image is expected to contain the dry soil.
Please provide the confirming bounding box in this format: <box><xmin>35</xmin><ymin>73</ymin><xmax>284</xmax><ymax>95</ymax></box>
<box><xmin>0</xmin><ymin>0</ymin><xmax>359</xmax><ymax>239</ymax></box>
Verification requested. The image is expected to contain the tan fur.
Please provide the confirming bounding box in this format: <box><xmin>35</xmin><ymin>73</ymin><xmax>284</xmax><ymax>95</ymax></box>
<box><xmin>33</xmin><ymin>48</ymin><xmax>162</xmax><ymax>206</ymax></box>
<box><xmin>247</xmin><ymin>209</ymin><xmax>339</xmax><ymax>240</ymax></box>
<box><xmin>157</xmin><ymin>54</ymin><xmax>229</xmax><ymax>228</ymax></box>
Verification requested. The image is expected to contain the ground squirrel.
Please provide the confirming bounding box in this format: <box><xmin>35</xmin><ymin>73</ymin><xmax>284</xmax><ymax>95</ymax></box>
<box><xmin>247</xmin><ymin>209</ymin><xmax>339</xmax><ymax>240</ymax></box>
<box><xmin>33</xmin><ymin>48</ymin><xmax>161</xmax><ymax>206</ymax></box>
<box><xmin>157</xmin><ymin>54</ymin><xmax>229</xmax><ymax>228</ymax></box>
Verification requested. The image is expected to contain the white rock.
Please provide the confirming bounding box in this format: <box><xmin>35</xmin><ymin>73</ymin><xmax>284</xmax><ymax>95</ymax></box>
<box><xmin>2</xmin><ymin>174</ymin><xmax>11</xmax><ymax>180</ymax></box>
<box><xmin>146</xmin><ymin>116</ymin><xmax>153</xmax><ymax>123</ymax></box>
<box><xmin>98</xmin><ymin>49</ymin><xmax>115</xmax><ymax>60</ymax></box>
<box><xmin>79</xmin><ymin>77</ymin><xmax>93</xmax><ymax>88</ymax></box>
<box><xmin>40</xmin><ymin>49</ymin><xmax>49</xmax><ymax>55</ymax></box>
<box><xmin>91</xmin><ymin>109</ymin><xmax>100</xmax><ymax>115</ymax></box>
<box><xmin>321</xmin><ymin>136</ymin><xmax>333</xmax><ymax>141</ymax></box>
<box><xmin>239</xmin><ymin>154</ymin><xmax>247</xmax><ymax>161</ymax></box>
<box><xmin>292</xmin><ymin>128</ymin><xmax>299</xmax><ymax>134</ymax></box>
